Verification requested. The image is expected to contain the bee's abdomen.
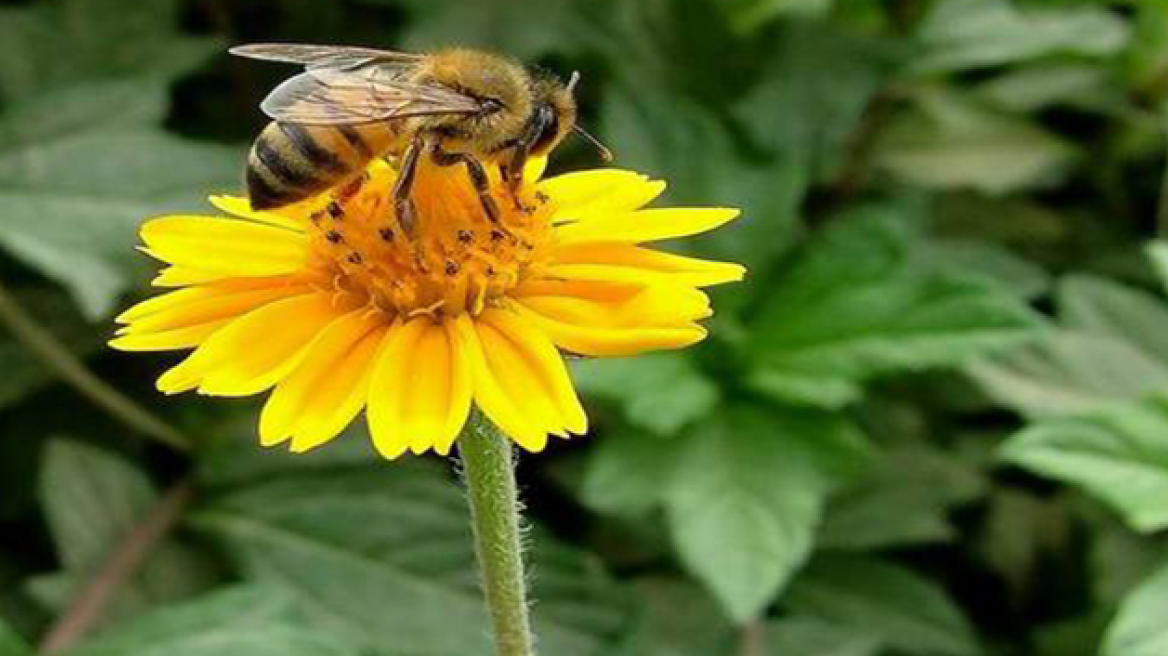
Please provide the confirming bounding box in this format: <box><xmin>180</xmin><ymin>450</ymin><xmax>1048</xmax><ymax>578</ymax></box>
<box><xmin>246</xmin><ymin>122</ymin><xmax>394</xmax><ymax>210</ymax></box>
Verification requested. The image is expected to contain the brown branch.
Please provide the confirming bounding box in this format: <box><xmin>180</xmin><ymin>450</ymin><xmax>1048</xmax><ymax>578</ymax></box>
<box><xmin>0</xmin><ymin>281</ymin><xmax>190</xmax><ymax>452</ymax></box>
<box><xmin>38</xmin><ymin>479</ymin><xmax>197</xmax><ymax>653</ymax></box>
<box><xmin>823</xmin><ymin>87</ymin><xmax>904</xmax><ymax>206</ymax></box>
<box><xmin>738</xmin><ymin>620</ymin><xmax>766</xmax><ymax>656</ymax></box>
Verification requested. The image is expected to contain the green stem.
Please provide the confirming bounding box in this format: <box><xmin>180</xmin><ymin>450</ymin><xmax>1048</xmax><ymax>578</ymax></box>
<box><xmin>0</xmin><ymin>281</ymin><xmax>190</xmax><ymax>452</ymax></box>
<box><xmin>458</xmin><ymin>412</ymin><xmax>537</xmax><ymax>656</ymax></box>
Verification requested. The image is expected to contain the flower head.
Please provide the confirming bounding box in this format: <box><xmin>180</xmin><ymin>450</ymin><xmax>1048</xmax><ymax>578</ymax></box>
<box><xmin>112</xmin><ymin>156</ymin><xmax>742</xmax><ymax>458</ymax></box>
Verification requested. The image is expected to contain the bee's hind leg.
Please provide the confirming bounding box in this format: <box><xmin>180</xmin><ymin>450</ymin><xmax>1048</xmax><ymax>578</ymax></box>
<box><xmin>430</xmin><ymin>143</ymin><xmax>505</xmax><ymax>230</ymax></box>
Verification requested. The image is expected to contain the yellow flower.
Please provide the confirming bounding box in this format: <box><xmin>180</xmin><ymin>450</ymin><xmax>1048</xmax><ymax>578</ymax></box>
<box><xmin>111</xmin><ymin>157</ymin><xmax>743</xmax><ymax>458</ymax></box>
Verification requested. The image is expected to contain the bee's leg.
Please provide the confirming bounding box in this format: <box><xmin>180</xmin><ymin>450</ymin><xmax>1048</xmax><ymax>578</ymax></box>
<box><xmin>392</xmin><ymin>137</ymin><xmax>425</xmax><ymax>238</ymax></box>
<box><xmin>430</xmin><ymin>143</ymin><xmax>504</xmax><ymax>228</ymax></box>
<box><xmin>502</xmin><ymin>144</ymin><xmax>535</xmax><ymax>213</ymax></box>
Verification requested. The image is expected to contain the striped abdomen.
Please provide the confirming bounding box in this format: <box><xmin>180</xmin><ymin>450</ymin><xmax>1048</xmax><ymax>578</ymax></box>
<box><xmin>246</xmin><ymin>122</ymin><xmax>399</xmax><ymax>210</ymax></box>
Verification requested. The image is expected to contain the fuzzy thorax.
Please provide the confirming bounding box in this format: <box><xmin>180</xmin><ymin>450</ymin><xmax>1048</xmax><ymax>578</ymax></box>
<box><xmin>298</xmin><ymin>158</ymin><xmax>554</xmax><ymax>319</ymax></box>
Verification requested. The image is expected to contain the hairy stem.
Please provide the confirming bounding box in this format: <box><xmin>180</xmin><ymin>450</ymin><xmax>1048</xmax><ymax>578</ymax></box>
<box><xmin>458</xmin><ymin>413</ymin><xmax>537</xmax><ymax>656</ymax></box>
<box><xmin>39</xmin><ymin>479</ymin><xmax>196</xmax><ymax>653</ymax></box>
<box><xmin>0</xmin><ymin>282</ymin><xmax>190</xmax><ymax>452</ymax></box>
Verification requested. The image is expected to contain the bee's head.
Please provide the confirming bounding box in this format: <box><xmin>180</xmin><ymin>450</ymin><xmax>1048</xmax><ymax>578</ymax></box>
<box><xmin>526</xmin><ymin>72</ymin><xmax>577</xmax><ymax>156</ymax></box>
<box><xmin>527</xmin><ymin>71</ymin><xmax>611</xmax><ymax>162</ymax></box>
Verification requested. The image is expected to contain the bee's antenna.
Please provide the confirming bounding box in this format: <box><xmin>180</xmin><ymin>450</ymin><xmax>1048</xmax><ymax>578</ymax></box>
<box><xmin>574</xmin><ymin>125</ymin><xmax>613</xmax><ymax>163</ymax></box>
<box><xmin>564</xmin><ymin>71</ymin><xmax>612</xmax><ymax>162</ymax></box>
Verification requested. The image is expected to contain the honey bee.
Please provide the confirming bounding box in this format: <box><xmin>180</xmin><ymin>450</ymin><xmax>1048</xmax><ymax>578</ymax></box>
<box><xmin>230</xmin><ymin>43</ymin><xmax>610</xmax><ymax>233</ymax></box>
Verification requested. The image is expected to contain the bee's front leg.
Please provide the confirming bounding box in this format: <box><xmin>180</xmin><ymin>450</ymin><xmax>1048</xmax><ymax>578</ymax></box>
<box><xmin>430</xmin><ymin>143</ymin><xmax>505</xmax><ymax>227</ymax></box>
<box><xmin>502</xmin><ymin>146</ymin><xmax>536</xmax><ymax>214</ymax></box>
<box><xmin>391</xmin><ymin>136</ymin><xmax>425</xmax><ymax>238</ymax></box>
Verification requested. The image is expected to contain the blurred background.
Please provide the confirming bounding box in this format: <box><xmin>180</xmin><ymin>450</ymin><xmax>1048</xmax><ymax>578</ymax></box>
<box><xmin>2</xmin><ymin>0</ymin><xmax>1168</xmax><ymax>654</ymax></box>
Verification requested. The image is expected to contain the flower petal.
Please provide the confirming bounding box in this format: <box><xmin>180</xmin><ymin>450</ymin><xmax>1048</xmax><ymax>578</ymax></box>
<box><xmin>113</xmin><ymin>281</ymin><xmax>307</xmax><ymax>352</ymax></box>
<box><xmin>514</xmin><ymin>299</ymin><xmax>707</xmax><ymax>357</ymax></box>
<box><xmin>110</xmin><ymin>321</ymin><xmax>230</xmax><ymax>352</ymax></box>
<box><xmin>539</xmin><ymin>170</ymin><xmax>665</xmax><ymax>221</ymax></box>
<box><xmin>438</xmin><ymin>320</ymin><xmax>473</xmax><ymax>455</ymax></box>
<box><xmin>209</xmin><ymin>195</ymin><xmax>305</xmax><ymax>231</ymax></box>
<box><xmin>550</xmin><ymin>243</ymin><xmax>746</xmax><ymax>287</ymax></box>
<box><xmin>519</xmin><ymin>281</ymin><xmax>711</xmax><ymax>327</ymax></box>
<box><xmin>515</xmin><ymin>277</ymin><xmax>644</xmax><ymax>304</ymax></box>
<box><xmin>523</xmin><ymin>155</ymin><xmax>548</xmax><ymax>184</ymax></box>
<box><xmin>367</xmin><ymin>317</ymin><xmax>471</xmax><ymax>459</ymax></box>
<box><xmin>151</xmin><ymin>266</ymin><xmax>229</xmax><ymax>287</ymax></box>
<box><xmin>451</xmin><ymin>310</ymin><xmax>588</xmax><ymax>451</ymax></box>
<box><xmin>158</xmin><ymin>292</ymin><xmax>342</xmax><ymax>397</ymax></box>
<box><xmin>117</xmin><ymin>284</ymin><xmax>303</xmax><ymax>333</ymax></box>
<box><xmin>451</xmin><ymin>314</ymin><xmax>545</xmax><ymax>450</ymax></box>
<box><xmin>555</xmin><ymin>207</ymin><xmax>739</xmax><ymax>244</ymax></box>
<box><xmin>141</xmin><ymin>215</ymin><xmax>308</xmax><ymax>277</ymax></box>
<box><xmin>259</xmin><ymin>309</ymin><xmax>385</xmax><ymax>452</ymax></box>
<box><xmin>480</xmin><ymin>309</ymin><xmax>586</xmax><ymax>436</ymax></box>
<box><xmin>116</xmin><ymin>279</ymin><xmax>292</xmax><ymax>324</ymax></box>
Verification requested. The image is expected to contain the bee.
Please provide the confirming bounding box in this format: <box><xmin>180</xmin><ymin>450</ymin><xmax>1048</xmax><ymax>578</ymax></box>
<box><xmin>230</xmin><ymin>43</ymin><xmax>610</xmax><ymax>234</ymax></box>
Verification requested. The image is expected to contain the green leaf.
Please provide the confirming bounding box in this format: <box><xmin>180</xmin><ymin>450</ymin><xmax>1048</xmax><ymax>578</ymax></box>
<box><xmin>765</xmin><ymin>616</ymin><xmax>883</xmax><ymax>656</ymax></box>
<box><xmin>29</xmin><ymin>440</ymin><xmax>214</xmax><ymax>625</ymax></box>
<box><xmin>192</xmin><ymin>461</ymin><xmax>627</xmax><ymax>656</ymax></box>
<box><xmin>819</xmin><ymin>446</ymin><xmax>986</xmax><ymax>550</ymax></box>
<box><xmin>1128</xmin><ymin>2</ymin><xmax>1168</xmax><ymax>90</ymax></box>
<box><xmin>976</xmin><ymin>64</ymin><xmax>1115</xmax><ymax>114</ymax></box>
<box><xmin>970</xmin><ymin>275</ymin><xmax>1168</xmax><ymax>416</ymax></box>
<box><xmin>0</xmin><ymin>115</ymin><xmax>239</xmax><ymax>318</ymax></box>
<box><xmin>914</xmin><ymin>0</ymin><xmax>1129</xmax><ymax>73</ymax></box>
<box><xmin>975</xmin><ymin>490</ymin><xmax>1073</xmax><ymax>601</ymax></box>
<box><xmin>571</xmin><ymin>353</ymin><xmax>719</xmax><ymax>435</ymax></box>
<box><xmin>1034</xmin><ymin>612</ymin><xmax>1109</xmax><ymax>656</ymax></box>
<box><xmin>718</xmin><ymin>0</ymin><xmax>834</xmax><ymax>34</ymax></box>
<box><xmin>579</xmin><ymin>428</ymin><xmax>682</xmax><ymax>516</ymax></box>
<box><xmin>664</xmin><ymin>406</ymin><xmax>869</xmax><ymax>623</ymax></box>
<box><xmin>0</xmin><ymin>614</ymin><xmax>30</xmax><ymax>656</ymax></box>
<box><xmin>736</xmin><ymin>20</ymin><xmax>894</xmax><ymax>177</ymax></box>
<box><xmin>1059</xmin><ymin>275</ymin><xmax>1168</xmax><ymax>365</ymax></box>
<box><xmin>0</xmin><ymin>0</ymin><xmax>215</xmax><ymax>98</ymax></box>
<box><xmin>60</xmin><ymin>586</ymin><xmax>357</xmax><ymax>656</ymax></box>
<box><xmin>601</xmin><ymin>84</ymin><xmax>806</xmax><ymax>273</ymax></box>
<box><xmin>785</xmin><ymin>554</ymin><xmax>979</xmax><ymax>656</ymax></box>
<box><xmin>1091</xmin><ymin>518</ymin><xmax>1167</xmax><ymax>607</ymax></box>
<box><xmin>0</xmin><ymin>0</ymin><xmax>234</xmax><ymax>318</ymax></box>
<box><xmin>969</xmin><ymin>331</ymin><xmax>1168</xmax><ymax>417</ymax></box>
<box><xmin>747</xmin><ymin>207</ymin><xmax>1039</xmax><ymax>407</ymax></box>
<box><xmin>1102</xmin><ymin>560</ymin><xmax>1168</xmax><ymax>656</ymax></box>
<box><xmin>919</xmin><ymin>238</ymin><xmax>1050</xmax><ymax>301</ymax></box>
<box><xmin>392</xmin><ymin>0</ymin><xmax>609</xmax><ymax>59</ymax></box>
<box><xmin>196</xmin><ymin>421</ymin><xmax>382</xmax><ymax>489</ymax></box>
<box><xmin>874</xmin><ymin>87</ymin><xmax>1078</xmax><ymax>194</ymax></box>
<box><xmin>1147</xmin><ymin>241</ymin><xmax>1168</xmax><ymax>293</ymax></box>
<box><xmin>611</xmin><ymin>577</ymin><xmax>732</xmax><ymax>656</ymax></box>
<box><xmin>1002</xmin><ymin>396</ymin><xmax>1168</xmax><ymax>533</ymax></box>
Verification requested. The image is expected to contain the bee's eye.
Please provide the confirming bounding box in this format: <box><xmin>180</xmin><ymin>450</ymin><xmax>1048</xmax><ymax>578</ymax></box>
<box><xmin>530</xmin><ymin>103</ymin><xmax>560</xmax><ymax>153</ymax></box>
<box><xmin>481</xmin><ymin>97</ymin><xmax>504</xmax><ymax>114</ymax></box>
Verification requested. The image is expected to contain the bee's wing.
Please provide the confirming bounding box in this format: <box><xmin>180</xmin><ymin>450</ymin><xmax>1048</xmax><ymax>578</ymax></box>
<box><xmin>230</xmin><ymin>43</ymin><xmax>422</xmax><ymax>71</ymax></box>
<box><xmin>259</xmin><ymin>70</ymin><xmax>482</xmax><ymax>125</ymax></box>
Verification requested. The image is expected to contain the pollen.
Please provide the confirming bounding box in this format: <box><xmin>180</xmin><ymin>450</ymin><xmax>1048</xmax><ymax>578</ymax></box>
<box><xmin>298</xmin><ymin>158</ymin><xmax>554</xmax><ymax>319</ymax></box>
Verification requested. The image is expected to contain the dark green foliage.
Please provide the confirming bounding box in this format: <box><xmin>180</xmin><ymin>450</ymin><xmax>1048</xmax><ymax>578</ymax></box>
<box><xmin>3</xmin><ymin>0</ymin><xmax>1168</xmax><ymax>654</ymax></box>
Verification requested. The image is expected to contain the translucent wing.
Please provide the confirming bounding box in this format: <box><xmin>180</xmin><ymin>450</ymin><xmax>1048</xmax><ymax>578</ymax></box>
<box><xmin>259</xmin><ymin>70</ymin><xmax>482</xmax><ymax>125</ymax></box>
<box><xmin>229</xmin><ymin>43</ymin><xmax>421</xmax><ymax>71</ymax></box>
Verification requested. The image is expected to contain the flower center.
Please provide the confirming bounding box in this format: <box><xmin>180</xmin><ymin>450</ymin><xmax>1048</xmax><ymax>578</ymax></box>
<box><xmin>298</xmin><ymin>158</ymin><xmax>554</xmax><ymax>318</ymax></box>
